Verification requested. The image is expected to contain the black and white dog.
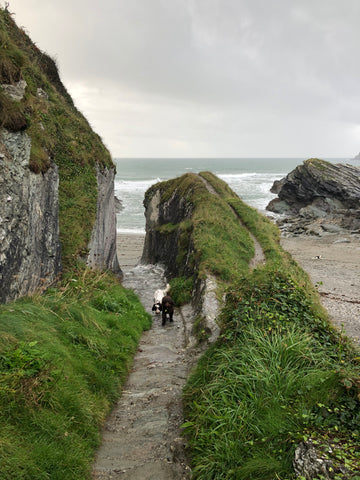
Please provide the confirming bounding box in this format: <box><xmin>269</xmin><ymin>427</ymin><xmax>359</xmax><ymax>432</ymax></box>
<box><xmin>152</xmin><ymin>284</ymin><xmax>170</xmax><ymax>315</ymax></box>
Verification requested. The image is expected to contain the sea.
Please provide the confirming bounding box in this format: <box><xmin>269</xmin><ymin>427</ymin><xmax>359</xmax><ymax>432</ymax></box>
<box><xmin>114</xmin><ymin>157</ymin><xmax>355</xmax><ymax>234</ymax></box>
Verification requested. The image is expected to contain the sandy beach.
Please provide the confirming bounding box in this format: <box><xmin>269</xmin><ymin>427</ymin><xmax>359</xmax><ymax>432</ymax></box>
<box><xmin>117</xmin><ymin>232</ymin><xmax>360</xmax><ymax>348</ymax></box>
<box><xmin>116</xmin><ymin>233</ymin><xmax>145</xmax><ymax>268</ymax></box>
<box><xmin>281</xmin><ymin>234</ymin><xmax>360</xmax><ymax>347</ymax></box>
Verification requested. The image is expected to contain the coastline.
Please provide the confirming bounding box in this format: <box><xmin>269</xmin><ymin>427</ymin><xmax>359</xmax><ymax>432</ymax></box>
<box><xmin>116</xmin><ymin>231</ymin><xmax>360</xmax><ymax>347</ymax></box>
<box><xmin>116</xmin><ymin>232</ymin><xmax>145</xmax><ymax>268</ymax></box>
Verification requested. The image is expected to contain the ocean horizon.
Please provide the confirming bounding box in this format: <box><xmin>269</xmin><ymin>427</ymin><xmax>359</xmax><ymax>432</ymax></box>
<box><xmin>114</xmin><ymin>157</ymin><xmax>356</xmax><ymax>234</ymax></box>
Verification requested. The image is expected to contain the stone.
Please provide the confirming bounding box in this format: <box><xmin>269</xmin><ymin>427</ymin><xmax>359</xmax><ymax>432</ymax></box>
<box><xmin>321</xmin><ymin>223</ymin><xmax>344</xmax><ymax>234</ymax></box>
<box><xmin>87</xmin><ymin>167</ymin><xmax>121</xmax><ymax>275</ymax></box>
<box><xmin>293</xmin><ymin>441</ymin><xmax>333</xmax><ymax>479</ymax></box>
<box><xmin>0</xmin><ymin>128</ymin><xmax>61</xmax><ymax>303</ymax></box>
<box><xmin>266</xmin><ymin>198</ymin><xmax>292</xmax><ymax>214</ymax></box>
<box><xmin>293</xmin><ymin>440</ymin><xmax>350</xmax><ymax>479</ymax></box>
<box><xmin>36</xmin><ymin>87</ymin><xmax>49</xmax><ymax>100</ymax></box>
<box><xmin>1</xmin><ymin>79</ymin><xmax>27</xmax><ymax>101</ymax></box>
<box><xmin>333</xmin><ymin>238</ymin><xmax>350</xmax><ymax>244</ymax></box>
<box><xmin>267</xmin><ymin>158</ymin><xmax>360</xmax><ymax>235</ymax></box>
<box><xmin>114</xmin><ymin>195</ymin><xmax>123</xmax><ymax>213</ymax></box>
<box><xmin>0</xmin><ymin>128</ymin><xmax>121</xmax><ymax>302</ymax></box>
<box><xmin>299</xmin><ymin>205</ymin><xmax>326</xmax><ymax>219</ymax></box>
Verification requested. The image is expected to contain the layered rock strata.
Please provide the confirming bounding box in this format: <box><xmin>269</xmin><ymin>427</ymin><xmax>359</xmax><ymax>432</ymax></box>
<box><xmin>142</xmin><ymin>176</ymin><xmax>220</xmax><ymax>342</ymax></box>
<box><xmin>267</xmin><ymin>158</ymin><xmax>360</xmax><ymax>236</ymax></box>
<box><xmin>141</xmin><ymin>187</ymin><xmax>194</xmax><ymax>277</ymax></box>
<box><xmin>0</xmin><ymin>129</ymin><xmax>61</xmax><ymax>303</ymax></box>
<box><xmin>87</xmin><ymin>166</ymin><xmax>121</xmax><ymax>275</ymax></box>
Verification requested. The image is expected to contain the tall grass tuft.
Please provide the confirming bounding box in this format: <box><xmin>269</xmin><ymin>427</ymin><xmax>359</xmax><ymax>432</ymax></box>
<box><xmin>0</xmin><ymin>270</ymin><xmax>151</xmax><ymax>479</ymax></box>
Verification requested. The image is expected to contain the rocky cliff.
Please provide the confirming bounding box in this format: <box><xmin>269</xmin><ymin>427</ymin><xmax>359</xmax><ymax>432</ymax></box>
<box><xmin>142</xmin><ymin>174</ymin><xmax>220</xmax><ymax>341</ymax></box>
<box><xmin>266</xmin><ymin>158</ymin><xmax>360</xmax><ymax>236</ymax></box>
<box><xmin>87</xmin><ymin>166</ymin><xmax>120</xmax><ymax>273</ymax></box>
<box><xmin>0</xmin><ymin>129</ymin><xmax>61</xmax><ymax>303</ymax></box>
<box><xmin>141</xmin><ymin>180</ymin><xmax>195</xmax><ymax>278</ymax></box>
<box><xmin>0</xmin><ymin>7</ymin><xmax>120</xmax><ymax>302</ymax></box>
<box><xmin>141</xmin><ymin>172</ymin><xmax>260</xmax><ymax>343</ymax></box>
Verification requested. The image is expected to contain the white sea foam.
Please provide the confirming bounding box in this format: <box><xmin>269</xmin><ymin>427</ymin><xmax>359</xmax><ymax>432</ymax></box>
<box><xmin>116</xmin><ymin>227</ymin><xmax>146</xmax><ymax>234</ymax></box>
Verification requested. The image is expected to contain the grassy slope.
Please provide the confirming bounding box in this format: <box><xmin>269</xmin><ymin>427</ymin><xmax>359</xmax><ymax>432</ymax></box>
<box><xmin>0</xmin><ymin>7</ymin><xmax>113</xmax><ymax>266</ymax></box>
<box><xmin>145</xmin><ymin>172</ymin><xmax>255</xmax><ymax>286</ymax></box>
<box><xmin>1</xmin><ymin>8</ymin><xmax>152</xmax><ymax>479</ymax></box>
<box><xmin>0</xmin><ymin>269</ymin><xmax>151</xmax><ymax>479</ymax></box>
<box><xmin>180</xmin><ymin>173</ymin><xmax>360</xmax><ymax>479</ymax></box>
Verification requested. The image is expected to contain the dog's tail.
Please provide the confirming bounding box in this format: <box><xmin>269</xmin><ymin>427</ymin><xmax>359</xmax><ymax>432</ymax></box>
<box><xmin>164</xmin><ymin>283</ymin><xmax>171</xmax><ymax>294</ymax></box>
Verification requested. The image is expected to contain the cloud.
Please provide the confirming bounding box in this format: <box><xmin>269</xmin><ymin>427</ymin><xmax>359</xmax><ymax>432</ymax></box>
<box><xmin>6</xmin><ymin>0</ymin><xmax>360</xmax><ymax>157</ymax></box>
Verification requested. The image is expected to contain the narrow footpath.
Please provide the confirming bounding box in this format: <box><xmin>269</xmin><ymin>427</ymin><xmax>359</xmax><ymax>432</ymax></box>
<box><xmin>93</xmin><ymin>185</ymin><xmax>267</xmax><ymax>479</ymax></box>
<box><xmin>92</xmin><ymin>261</ymin><xmax>195</xmax><ymax>480</ymax></box>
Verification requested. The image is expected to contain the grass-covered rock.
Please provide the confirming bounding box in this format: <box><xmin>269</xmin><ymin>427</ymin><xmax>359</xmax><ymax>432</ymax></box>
<box><xmin>181</xmin><ymin>173</ymin><xmax>360</xmax><ymax>479</ymax></box>
<box><xmin>0</xmin><ymin>6</ymin><xmax>113</xmax><ymax>267</ymax></box>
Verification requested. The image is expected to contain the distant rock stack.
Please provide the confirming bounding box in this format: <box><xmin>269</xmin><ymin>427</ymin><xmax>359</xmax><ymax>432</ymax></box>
<box><xmin>354</xmin><ymin>152</ymin><xmax>360</xmax><ymax>160</ymax></box>
<box><xmin>266</xmin><ymin>158</ymin><xmax>360</xmax><ymax>236</ymax></box>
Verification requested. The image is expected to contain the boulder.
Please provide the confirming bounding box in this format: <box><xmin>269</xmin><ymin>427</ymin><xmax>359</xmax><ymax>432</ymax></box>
<box><xmin>293</xmin><ymin>440</ymin><xmax>350</xmax><ymax>479</ymax></box>
<box><xmin>267</xmin><ymin>158</ymin><xmax>360</xmax><ymax>235</ymax></box>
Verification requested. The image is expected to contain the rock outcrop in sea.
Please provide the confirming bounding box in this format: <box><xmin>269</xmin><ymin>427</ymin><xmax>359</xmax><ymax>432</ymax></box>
<box><xmin>266</xmin><ymin>158</ymin><xmax>360</xmax><ymax>236</ymax></box>
<box><xmin>0</xmin><ymin>8</ymin><xmax>120</xmax><ymax>303</ymax></box>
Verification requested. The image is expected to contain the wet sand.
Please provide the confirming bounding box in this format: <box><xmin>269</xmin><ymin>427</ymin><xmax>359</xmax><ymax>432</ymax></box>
<box><xmin>116</xmin><ymin>232</ymin><xmax>360</xmax><ymax>348</ymax></box>
<box><xmin>117</xmin><ymin>233</ymin><xmax>145</xmax><ymax>268</ymax></box>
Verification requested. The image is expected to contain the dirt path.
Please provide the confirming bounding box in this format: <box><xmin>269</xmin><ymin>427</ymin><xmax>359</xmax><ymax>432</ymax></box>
<box><xmin>94</xmin><ymin>185</ymin><xmax>268</xmax><ymax>479</ymax></box>
<box><xmin>92</xmin><ymin>263</ymin><xmax>194</xmax><ymax>480</ymax></box>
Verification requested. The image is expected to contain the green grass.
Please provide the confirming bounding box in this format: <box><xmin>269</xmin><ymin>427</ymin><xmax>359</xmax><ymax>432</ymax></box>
<box><xmin>145</xmin><ymin>172</ymin><xmax>255</xmax><ymax>283</ymax></box>
<box><xmin>169</xmin><ymin>276</ymin><xmax>194</xmax><ymax>305</ymax></box>
<box><xmin>0</xmin><ymin>269</ymin><xmax>151</xmax><ymax>479</ymax></box>
<box><xmin>183</xmin><ymin>272</ymin><xmax>360</xmax><ymax>479</ymax></box>
<box><xmin>176</xmin><ymin>172</ymin><xmax>360</xmax><ymax>479</ymax></box>
<box><xmin>0</xmin><ymin>6</ymin><xmax>113</xmax><ymax>268</ymax></box>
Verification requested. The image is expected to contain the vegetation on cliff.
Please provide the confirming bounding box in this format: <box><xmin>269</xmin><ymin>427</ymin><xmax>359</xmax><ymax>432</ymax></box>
<box><xmin>0</xmin><ymin>268</ymin><xmax>151</xmax><ymax>479</ymax></box>
<box><xmin>0</xmin><ymin>6</ymin><xmax>113</xmax><ymax>266</ymax></box>
<box><xmin>1</xmin><ymin>7</ymin><xmax>152</xmax><ymax>479</ymax></box>
<box><xmin>145</xmin><ymin>172</ymin><xmax>360</xmax><ymax>478</ymax></box>
<box><xmin>144</xmin><ymin>172</ymin><xmax>255</xmax><ymax>283</ymax></box>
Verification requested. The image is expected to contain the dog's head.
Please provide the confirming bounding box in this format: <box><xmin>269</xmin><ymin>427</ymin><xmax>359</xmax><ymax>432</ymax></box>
<box><xmin>152</xmin><ymin>302</ymin><xmax>162</xmax><ymax>314</ymax></box>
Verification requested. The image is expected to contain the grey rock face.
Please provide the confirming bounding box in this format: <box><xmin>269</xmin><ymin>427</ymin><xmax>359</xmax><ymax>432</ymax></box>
<box><xmin>141</xmin><ymin>188</ymin><xmax>194</xmax><ymax>277</ymax></box>
<box><xmin>1</xmin><ymin>79</ymin><xmax>27</xmax><ymax>101</ymax></box>
<box><xmin>141</xmin><ymin>181</ymin><xmax>221</xmax><ymax>343</ymax></box>
<box><xmin>0</xmin><ymin>129</ymin><xmax>61</xmax><ymax>303</ymax></box>
<box><xmin>267</xmin><ymin>159</ymin><xmax>360</xmax><ymax>235</ymax></box>
<box><xmin>293</xmin><ymin>441</ymin><xmax>350</xmax><ymax>479</ymax></box>
<box><xmin>87</xmin><ymin>166</ymin><xmax>121</xmax><ymax>275</ymax></box>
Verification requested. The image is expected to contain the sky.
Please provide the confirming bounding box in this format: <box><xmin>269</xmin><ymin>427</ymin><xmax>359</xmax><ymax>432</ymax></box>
<box><xmin>4</xmin><ymin>0</ymin><xmax>360</xmax><ymax>158</ymax></box>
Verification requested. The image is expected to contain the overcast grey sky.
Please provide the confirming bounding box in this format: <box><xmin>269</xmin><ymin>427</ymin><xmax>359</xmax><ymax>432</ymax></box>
<box><xmin>5</xmin><ymin>0</ymin><xmax>360</xmax><ymax>158</ymax></box>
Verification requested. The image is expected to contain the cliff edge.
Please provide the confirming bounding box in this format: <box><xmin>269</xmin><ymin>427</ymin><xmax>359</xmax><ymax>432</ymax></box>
<box><xmin>0</xmin><ymin>7</ymin><xmax>120</xmax><ymax>302</ymax></box>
